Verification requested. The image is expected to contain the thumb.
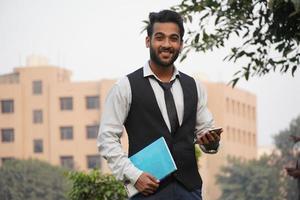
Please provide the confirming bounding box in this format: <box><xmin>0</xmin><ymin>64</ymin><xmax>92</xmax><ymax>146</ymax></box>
<box><xmin>147</xmin><ymin>174</ymin><xmax>159</xmax><ymax>183</ymax></box>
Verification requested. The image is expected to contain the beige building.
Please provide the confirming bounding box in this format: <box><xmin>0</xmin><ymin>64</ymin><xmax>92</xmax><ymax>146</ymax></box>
<box><xmin>0</xmin><ymin>57</ymin><xmax>257</xmax><ymax>200</ymax></box>
<box><xmin>0</xmin><ymin>56</ymin><xmax>117</xmax><ymax>171</ymax></box>
<box><xmin>199</xmin><ymin>82</ymin><xmax>257</xmax><ymax>200</ymax></box>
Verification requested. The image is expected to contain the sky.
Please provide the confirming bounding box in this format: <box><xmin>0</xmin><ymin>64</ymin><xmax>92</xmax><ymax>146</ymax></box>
<box><xmin>1</xmin><ymin>0</ymin><xmax>300</xmax><ymax>146</ymax></box>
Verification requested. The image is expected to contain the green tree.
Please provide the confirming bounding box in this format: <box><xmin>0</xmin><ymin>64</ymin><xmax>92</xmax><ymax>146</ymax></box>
<box><xmin>0</xmin><ymin>159</ymin><xmax>70</xmax><ymax>200</ymax></box>
<box><xmin>217</xmin><ymin>156</ymin><xmax>283</xmax><ymax>200</ymax></box>
<box><xmin>68</xmin><ymin>169</ymin><xmax>127</xmax><ymax>200</ymax></box>
<box><xmin>172</xmin><ymin>0</ymin><xmax>300</xmax><ymax>86</ymax></box>
<box><xmin>217</xmin><ymin>115</ymin><xmax>300</xmax><ymax>199</ymax></box>
<box><xmin>273</xmin><ymin>115</ymin><xmax>300</xmax><ymax>200</ymax></box>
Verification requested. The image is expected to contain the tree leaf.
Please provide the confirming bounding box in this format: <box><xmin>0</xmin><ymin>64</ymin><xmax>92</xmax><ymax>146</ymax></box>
<box><xmin>292</xmin><ymin>65</ymin><xmax>297</xmax><ymax>76</ymax></box>
<box><xmin>180</xmin><ymin>54</ymin><xmax>187</xmax><ymax>62</ymax></box>
<box><xmin>229</xmin><ymin>78</ymin><xmax>239</xmax><ymax>88</ymax></box>
<box><xmin>194</xmin><ymin>33</ymin><xmax>200</xmax><ymax>43</ymax></box>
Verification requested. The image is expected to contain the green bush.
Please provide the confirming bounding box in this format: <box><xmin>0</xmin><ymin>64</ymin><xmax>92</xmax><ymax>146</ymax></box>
<box><xmin>0</xmin><ymin>159</ymin><xmax>70</xmax><ymax>200</ymax></box>
<box><xmin>68</xmin><ymin>169</ymin><xmax>128</xmax><ymax>200</ymax></box>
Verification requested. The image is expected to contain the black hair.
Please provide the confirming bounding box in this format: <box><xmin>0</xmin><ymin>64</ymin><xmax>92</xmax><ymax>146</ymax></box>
<box><xmin>146</xmin><ymin>10</ymin><xmax>184</xmax><ymax>41</ymax></box>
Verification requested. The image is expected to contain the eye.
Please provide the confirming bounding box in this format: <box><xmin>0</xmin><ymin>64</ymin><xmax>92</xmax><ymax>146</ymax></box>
<box><xmin>170</xmin><ymin>36</ymin><xmax>179</xmax><ymax>42</ymax></box>
<box><xmin>155</xmin><ymin>35</ymin><xmax>164</xmax><ymax>41</ymax></box>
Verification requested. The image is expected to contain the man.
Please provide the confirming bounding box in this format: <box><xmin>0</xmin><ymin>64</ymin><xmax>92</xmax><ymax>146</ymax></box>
<box><xmin>286</xmin><ymin>135</ymin><xmax>300</xmax><ymax>200</ymax></box>
<box><xmin>97</xmin><ymin>10</ymin><xmax>221</xmax><ymax>200</ymax></box>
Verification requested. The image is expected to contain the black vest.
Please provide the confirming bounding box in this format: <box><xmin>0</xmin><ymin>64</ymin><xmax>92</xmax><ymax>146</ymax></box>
<box><xmin>124</xmin><ymin>68</ymin><xmax>202</xmax><ymax>191</ymax></box>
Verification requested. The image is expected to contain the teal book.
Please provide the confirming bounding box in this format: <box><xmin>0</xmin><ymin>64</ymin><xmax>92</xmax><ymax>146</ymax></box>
<box><xmin>125</xmin><ymin>137</ymin><xmax>177</xmax><ymax>197</ymax></box>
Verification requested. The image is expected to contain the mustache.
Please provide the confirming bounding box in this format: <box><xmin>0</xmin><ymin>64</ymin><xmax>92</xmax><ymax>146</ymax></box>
<box><xmin>159</xmin><ymin>47</ymin><xmax>174</xmax><ymax>53</ymax></box>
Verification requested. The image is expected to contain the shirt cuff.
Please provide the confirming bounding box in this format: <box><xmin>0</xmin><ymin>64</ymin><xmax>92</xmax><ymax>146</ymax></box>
<box><xmin>125</xmin><ymin>167</ymin><xmax>143</xmax><ymax>185</ymax></box>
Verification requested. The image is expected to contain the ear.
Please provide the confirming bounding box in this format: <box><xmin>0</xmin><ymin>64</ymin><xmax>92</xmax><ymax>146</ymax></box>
<box><xmin>145</xmin><ymin>36</ymin><xmax>150</xmax><ymax>48</ymax></box>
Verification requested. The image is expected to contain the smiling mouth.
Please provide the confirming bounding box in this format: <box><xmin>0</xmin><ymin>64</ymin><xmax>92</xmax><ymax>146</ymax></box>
<box><xmin>160</xmin><ymin>51</ymin><xmax>173</xmax><ymax>58</ymax></box>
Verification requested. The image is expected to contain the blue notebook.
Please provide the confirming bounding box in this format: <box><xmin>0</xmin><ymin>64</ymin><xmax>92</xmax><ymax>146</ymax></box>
<box><xmin>126</xmin><ymin>137</ymin><xmax>177</xmax><ymax>197</ymax></box>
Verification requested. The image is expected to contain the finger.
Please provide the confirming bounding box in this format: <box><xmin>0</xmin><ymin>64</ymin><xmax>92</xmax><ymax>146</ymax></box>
<box><xmin>196</xmin><ymin>133</ymin><xmax>208</xmax><ymax>144</ymax></box>
<box><xmin>200</xmin><ymin>134</ymin><xmax>209</xmax><ymax>144</ymax></box>
<box><xmin>148</xmin><ymin>181</ymin><xmax>159</xmax><ymax>190</ymax></box>
<box><xmin>210</xmin><ymin>129</ymin><xmax>223</xmax><ymax>135</ymax></box>
<box><xmin>210</xmin><ymin>132</ymin><xmax>220</xmax><ymax>141</ymax></box>
<box><xmin>206</xmin><ymin>133</ymin><xmax>215</xmax><ymax>142</ymax></box>
<box><xmin>146</xmin><ymin>178</ymin><xmax>159</xmax><ymax>190</ymax></box>
<box><xmin>144</xmin><ymin>187</ymin><xmax>156</xmax><ymax>194</ymax></box>
<box><xmin>142</xmin><ymin>187</ymin><xmax>156</xmax><ymax>196</ymax></box>
<box><xmin>197</xmin><ymin>136</ymin><xmax>208</xmax><ymax>144</ymax></box>
<box><xmin>195</xmin><ymin>134</ymin><xmax>202</xmax><ymax>144</ymax></box>
<box><xmin>147</xmin><ymin>174</ymin><xmax>160</xmax><ymax>184</ymax></box>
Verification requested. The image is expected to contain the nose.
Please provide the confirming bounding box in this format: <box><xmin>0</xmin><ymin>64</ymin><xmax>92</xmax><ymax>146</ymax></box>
<box><xmin>161</xmin><ymin>38</ymin><xmax>171</xmax><ymax>48</ymax></box>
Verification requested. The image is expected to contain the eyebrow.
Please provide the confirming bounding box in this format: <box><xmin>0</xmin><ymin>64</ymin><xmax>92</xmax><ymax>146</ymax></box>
<box><xmin>153</xmin><ymin>32</ymin><xmax>180</xmax><ymax>38</ymax></box>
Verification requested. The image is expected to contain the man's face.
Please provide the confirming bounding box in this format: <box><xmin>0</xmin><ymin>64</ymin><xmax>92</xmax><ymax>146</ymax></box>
<box><xmin>146</xmin><ymin>22</ymin><xmax>182</xmax><ymax>68</ymax></box>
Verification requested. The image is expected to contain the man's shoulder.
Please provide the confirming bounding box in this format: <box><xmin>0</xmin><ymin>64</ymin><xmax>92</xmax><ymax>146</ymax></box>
<box><xmin>178</xmin><ymin>70</ymin><xmax>206</xmax><ymax>93</ymax></box>
<box><xmin>113</xmin><ymin>76</ymin><xmax>130</xmax><ymax>91</ymax></box>
<box><xmin>116</xmin><ymin>76</ymin><xmax>129</xmax><ymax>84</ymax></box>
<box><xmin>178</xmin><ymin>70</ymin><xmax>193</xmax><ymax>79</ymax></box>
<box><xmin>178</xmin><ymin>70</ymin><xmax>197</xmax><ymax>84</ymax></box>
<box><xmin>126</xmin><ymin>67</ymin><xmax>144</xmax><ymax>78</ymax></box>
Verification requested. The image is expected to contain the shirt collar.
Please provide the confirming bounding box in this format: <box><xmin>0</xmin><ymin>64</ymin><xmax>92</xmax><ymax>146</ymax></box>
<box><xmin>143</xmin><ymin>61</ymin><xmax>180</xmax><ymax>82</ymax></box>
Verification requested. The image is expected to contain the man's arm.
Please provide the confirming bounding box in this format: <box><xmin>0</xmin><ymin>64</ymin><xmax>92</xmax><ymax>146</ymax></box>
<box><xmin>194</xmin><ymin>81</ymin><xmax>221</xmax><ymax>153</ymax></box>
<box><xmin>97</xmin><ymin>77</ymin><xmax>159</xmax><ymax>195</ymax></box>
<box><xmin>97</xmin><ymin>77</ymin><xmax>142</xmax><ymax>184</ymax></box>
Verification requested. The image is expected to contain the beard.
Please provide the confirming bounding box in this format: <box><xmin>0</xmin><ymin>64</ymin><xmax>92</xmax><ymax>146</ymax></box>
<box><xmin>149</xmin><ymin>44</ymin><xmax>180</xmax><ymax>68</ymax></box>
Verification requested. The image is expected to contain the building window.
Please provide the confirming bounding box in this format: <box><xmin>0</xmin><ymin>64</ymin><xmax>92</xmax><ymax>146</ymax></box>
<box><xmin>60</xmin><ymin>156</ymin><xmax>74</xmax><ymax>169</ymax></box>
<box><xmin>86</xmin><ymin>125</ymin><xmax>99</xmax><ymax>139</ymax></box>
<box><xmin>226</xmin><ymin>126</ymin><xmax>230</xmax><ymax>140</ymax></box>
<box><xmin>226</xmin><ymin>98</ymin><xmax>230</xmax><ymax>112</ymax></box>
<box><xmin>32</xmin><ymin>80</ymin><xmax>42</xmax><ymax>95</ymax></box>
<box><xmin>87</xmin><ymin>155</ymin><xmax>101</xmax><ymax>169</ymax></box>
<box><xmin>248</xmin><ymin>132</ymin><xmax>252</xmax><ymax>145</ymax></box>
<box><xmin>60</xmin><ymin>97</ymin><xmax>73</xmax><ymax>111</ymax></box>
<box><xmin>232</xmin><ymin>128</ymin><xmax>236</xmax><ymax>142</ymax></box>
<box><xmin>237</xmin><ymin>129</ymin><xmax>241</xmax><ymax>142</ymax></box>
<box><xmin>86</xmin><ymin>96</ymin><xmax>99</xmax><ymax>109</ymax></box>
<box><xmin>252</xmin><ymin>133</ymin><xmax>256</xmax><ymax>146</ymax></box>
<box><xmin>242</xmin><ymin>103</ymin><xmax>246</xmax><ymax>117</ymax></box>
<box><xmin>231</xmin><ymin>100</ymin><xmax>235</xmax><ymax>114</ymax></box>
<box><xmin>242</xmin><ymin>131</ymin><xmax>245</xmax><ymax>144</ymax></box>
<box><xmin>33</xmin><ymin>139</ymin><xmax>43</xmax><ymax>153</ymax></box>
<box><xmin>33</xmin><ymin>110</ymin><xmax>43</xmax><ymax>124</ymax></box>
<box><xmin>1</xmin><ymin>129</ymin><xmax>14</xmax><ymax>143</ymax></box>
<box><xmin>1</xmin><ymin>157</ymin><xmax>14</xmax><ymax>165</ymax></box>
<box><xmin>247</xmin><ymin>105</ymin><xmax>252</xmax><ymax>119</ymax></box>
<box><xmin>1</xmin><ymin>99</ymin><xmax>14</xmax><ymax>113</ymax></box>
<box><xmin>252</xmin><ymin>107</ymin><xmax>256</xmax><ymax>120</ymax></box>
<box><xmin>60</xmin><ymin>126</ymin><xmax>73</xmax><ymax>140</ymax></box>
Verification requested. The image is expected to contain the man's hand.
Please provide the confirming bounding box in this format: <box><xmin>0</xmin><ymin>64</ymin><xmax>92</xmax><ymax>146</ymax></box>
<box><xmin>196</xmin><ymin>129</ymin><xmax>222</xmax><ymax>145</ymax></box>
<box><xmin>286</xmin><ymin>167</ymin><xmax>300</xmax><ymax>178</ymax></box>
<box><xmin>290</xmin><ymin>135</ymin><xmax>300</xmax><ymax>143</ymax></box>
<box><xmin>134</xmin><ymin>172</ymin><xmax>160</xmax><ymax>196</ymax></box>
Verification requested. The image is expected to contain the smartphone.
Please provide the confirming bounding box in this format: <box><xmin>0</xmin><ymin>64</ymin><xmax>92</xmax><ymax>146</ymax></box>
<box><xmin>193</xmin><ymin>127</ymin><xmax>223</xmax><ymax>144</ymax></box>
<box><xmin>208</xmin><ymin>127</ymin><xmax>223</xmax><ymax>136</ymax></box>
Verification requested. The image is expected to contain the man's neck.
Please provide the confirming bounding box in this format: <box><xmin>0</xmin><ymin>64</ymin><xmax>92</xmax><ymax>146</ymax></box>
<box><xmin>149</xmin><ymin>60</ymin><xmax>174</xmax><ymax>82</ymax></box>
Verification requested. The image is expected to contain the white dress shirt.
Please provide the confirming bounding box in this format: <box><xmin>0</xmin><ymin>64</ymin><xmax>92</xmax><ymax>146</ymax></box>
<box><xmin>97</xmin><ymin>62</ymin><xmax>214</xmax><ymax>185</ymax></box>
